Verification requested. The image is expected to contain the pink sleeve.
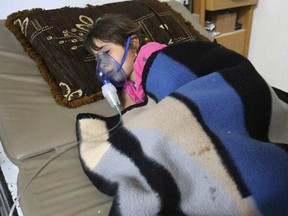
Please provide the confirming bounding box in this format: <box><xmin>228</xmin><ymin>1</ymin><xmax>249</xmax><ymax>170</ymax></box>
<box><xmin>132</xmin><ymin>42</ymin><xmax>167</xmax><ymax>102</ymax></box>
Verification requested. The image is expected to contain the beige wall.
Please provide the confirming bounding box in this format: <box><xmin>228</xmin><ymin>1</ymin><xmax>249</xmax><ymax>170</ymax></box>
<box><xmin>248</xmin><ymin>1</ymin><xmax>288</xmax><ymax>92</ymax></box>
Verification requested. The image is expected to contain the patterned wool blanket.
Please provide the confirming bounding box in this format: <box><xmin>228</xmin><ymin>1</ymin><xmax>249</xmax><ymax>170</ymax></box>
<box><xmin>76</xmin><ymin>41</ymin><xmax>288</xmax><ymax>216</ymax></box>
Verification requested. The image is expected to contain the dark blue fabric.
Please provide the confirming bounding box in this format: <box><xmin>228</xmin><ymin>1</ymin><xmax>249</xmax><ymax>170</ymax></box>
<box><xmin>176</xmin><ymin>73</ymin><xmax>288</xmax><ymax>215</ymax></box>
<box><xmin>143</xmin><ymin>41</ymin><xmax>288</xmax><ymax>216</ymax></box>
<box><xmin>145</xmin><ymin>52</ymin><xmax>198</xmax><ymax>101</ymax></box>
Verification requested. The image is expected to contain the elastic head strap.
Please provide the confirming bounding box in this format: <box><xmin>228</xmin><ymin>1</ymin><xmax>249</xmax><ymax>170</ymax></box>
<box><xmin>118</xmin><ymin>36</ymin><xmax>131</xmax><ymax>71</ymax></box>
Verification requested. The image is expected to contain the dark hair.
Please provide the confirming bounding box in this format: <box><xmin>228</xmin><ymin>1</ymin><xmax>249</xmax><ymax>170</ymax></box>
<box><xmin>84</xmin><ymin>14</ymin><xmax>143</xmax><ymax>55</ymax></box>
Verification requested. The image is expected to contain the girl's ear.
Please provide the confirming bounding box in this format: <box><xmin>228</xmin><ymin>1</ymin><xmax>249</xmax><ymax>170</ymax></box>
<box><xmin>130</xmin><ymin>35</ymin><xmax>140</xmax><ymax>51</ymax></box>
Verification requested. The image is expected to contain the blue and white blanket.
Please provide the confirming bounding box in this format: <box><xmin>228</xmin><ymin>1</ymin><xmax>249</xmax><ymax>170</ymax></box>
<box><xmin>76</xmin><ymin>41</ymin><xmax>288</xmax><ymax>216</ymax></box>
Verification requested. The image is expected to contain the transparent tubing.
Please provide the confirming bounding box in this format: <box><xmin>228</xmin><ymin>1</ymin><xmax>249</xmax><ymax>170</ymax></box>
<box><xmin>8</xmin><ymin>112</ymin><xmax>122</xmax><ymax>216</ymax></box>
<box><xmin>9</xmin><ymin>35</ymin><xmax>130</xmax><ymax>216</ymax></box>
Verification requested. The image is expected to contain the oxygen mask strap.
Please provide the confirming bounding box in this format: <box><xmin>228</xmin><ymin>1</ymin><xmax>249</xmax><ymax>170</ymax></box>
<box><xmin>118</xmin><ymin>36</ymin><xmax>131</xmax><ymax>71</ymax></box>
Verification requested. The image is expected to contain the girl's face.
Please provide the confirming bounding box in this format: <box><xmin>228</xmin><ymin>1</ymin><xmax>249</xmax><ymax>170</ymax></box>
<box><xmin>92</xmin><ymin>39</ymin><xmax>136</xmax><ymax>78</ymax></box>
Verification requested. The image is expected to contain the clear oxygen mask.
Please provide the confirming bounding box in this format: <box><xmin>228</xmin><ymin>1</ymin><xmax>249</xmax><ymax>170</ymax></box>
<box><xmin>95</xmin><ymin>51</ymin><xmax>127</xmax><ymax>87</ymax></box>
<box><xmin>94</xmin><ymin>36</ymin><xmax>131</xmax><ymax>113</ymax></box>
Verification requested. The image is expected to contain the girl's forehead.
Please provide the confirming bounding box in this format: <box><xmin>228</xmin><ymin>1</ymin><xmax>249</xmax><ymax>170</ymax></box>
<box><xmin>93</xmin><ymin>39</ymin><xmax>124</xmax><ymax>52</ymax></box>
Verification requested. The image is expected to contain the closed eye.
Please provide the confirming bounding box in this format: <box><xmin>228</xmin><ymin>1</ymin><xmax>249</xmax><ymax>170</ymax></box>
<box><xmin>94</xmin><ymin>50</ymin><xmax>109</xmax><ymax>60</ymax></box>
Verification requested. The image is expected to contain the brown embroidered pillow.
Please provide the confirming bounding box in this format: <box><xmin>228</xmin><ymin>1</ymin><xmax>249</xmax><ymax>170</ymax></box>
<box><xmin>5</xmin><ymin>0</ymin><xmax>209</xmax><ymax>108</ymax></box>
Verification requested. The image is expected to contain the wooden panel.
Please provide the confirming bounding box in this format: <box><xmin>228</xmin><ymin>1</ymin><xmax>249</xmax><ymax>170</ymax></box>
<box><xmin>193</xmin><ymin>0</ymin><xmax>206</xmax><ymax>25</ymax></box>
<box><xmin>215</xmin><ymin>30</ymin><xmax>246</xmax><ymax>56</ymax></box>
<box><xmin>206</xmin><ymin>0</ymin><xmax>258</xmax><ymax>11</ymax></box>
<box><xmin>193</xmin><ymin>0</ymin><xmax>257</xmax><ymax>57</ymax></box>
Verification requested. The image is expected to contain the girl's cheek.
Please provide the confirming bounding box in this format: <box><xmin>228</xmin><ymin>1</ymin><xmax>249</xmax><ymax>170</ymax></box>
<box><xmin>123</xmin><ymin>58</ymin><xmax>134</xmax><ymax>78</ymax></box>
<box><xmin>124</xmin><ymin>65</ymin><xmax>133</xmax><ymax>78</ymax></box>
